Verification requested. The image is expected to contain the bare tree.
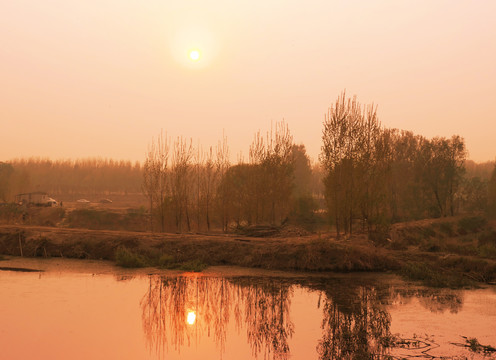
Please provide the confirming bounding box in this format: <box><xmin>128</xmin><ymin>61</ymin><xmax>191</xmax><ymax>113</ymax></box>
<box><xmin>488</xmin><ymin>166</ymin><xmax>496</xmax><ymax>218</ymax></box>
<box><xmin>170</xmin><ymin>137</ymin><xmax>194</xmax><ymax>232</ymax></box>
<box><xmin>142</xmin><ymin>132</ymin><xmax>170</xmax><ymax>232</ymax></box>
<box><xmin>215</xmin><ymin>133</ymin><xmax>230</xmax><ymax>232</ymax></box>
<box><xmin>320</xmin><ymin>91</ymin><xmax>378</xmax><ymax>236</ymax></box>
<box><xmin>416</xmin><ymin>136</ymin><xmax>467</xmax><ymax>217</ymax></box>
<box><xmin>202</xmin><ymin>146</ymin><xmax>217</xmax><ymax>231</ymax></box>
<box><xmin>248</xmin><ymin>121</ymin><xmax>294</xmax><ymax>225</ymax></box>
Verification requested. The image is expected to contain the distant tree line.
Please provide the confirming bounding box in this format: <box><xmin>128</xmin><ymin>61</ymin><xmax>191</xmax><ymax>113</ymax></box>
<box><xmin>2</xmin><ymin>93</ymin><xmax>495</xmax><ymax>235</ymax></box>
<box><xmin>0</xmin><ymin>158</ymin><xmax>142</xmax><ymax>200</ymax></box>
<box><xmin>320</xmin><ymin>91</ymin><xmax>496</xmax><ymax>238</ymax></box>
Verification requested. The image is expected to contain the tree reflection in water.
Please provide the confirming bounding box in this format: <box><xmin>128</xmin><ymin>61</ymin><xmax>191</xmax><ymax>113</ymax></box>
<box><xmin>140</xmin><ymin>275</ymin><xmax>465</xmax><ymax>360</ymax></box>
<box><xmin>236</xmin><ymin>278</ymin><xmax>294</xmax><ymax>359</ymax></box>
<box><xmin>140</xmin><ymin>275</ymin><xmax>294</xmax><ymax>360</ymax></box>
<box><xmin>316</xmin><ymin>286</ymin><xmax>391</xmax><ymax>360</ymax></box>
<box><xmin>387</xmin><ymin>288</ymin><xmax>463</xmax><ymax>314</ymax></box>
<box><xmin>315</xmin><ymin>283</ymin><xmax>463</xmax><ymax>360</ymax></box>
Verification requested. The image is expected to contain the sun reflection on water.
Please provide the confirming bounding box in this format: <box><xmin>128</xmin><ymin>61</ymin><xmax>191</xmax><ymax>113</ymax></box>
<box><xmin>187</xmin><ymin>311</ymin><xmax>196</xmax><ymax>325</ymax></box>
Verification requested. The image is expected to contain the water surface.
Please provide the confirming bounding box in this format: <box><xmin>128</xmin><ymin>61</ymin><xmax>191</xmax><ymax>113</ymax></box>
<box><xmin>0</xmin><ymin>261</ymin><xmax>495</xmax><ymax>360</ymax></box>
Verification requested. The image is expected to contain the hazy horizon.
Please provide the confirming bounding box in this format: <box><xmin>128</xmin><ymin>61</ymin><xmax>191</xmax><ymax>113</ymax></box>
<box><xmin>2</xmin><ymin>1</ymin><xmax>495</xmax><ymax>164</ymax></box>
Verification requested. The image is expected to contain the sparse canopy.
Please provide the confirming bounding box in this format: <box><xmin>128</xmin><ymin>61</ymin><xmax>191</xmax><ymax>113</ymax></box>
<box><xmin>320</xmin><ymin>91</ymin><xmax>468</xmax><ymax>239</ymax></box>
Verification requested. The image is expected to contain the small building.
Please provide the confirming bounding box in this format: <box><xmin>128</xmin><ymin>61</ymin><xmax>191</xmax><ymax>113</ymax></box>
<box><xmin>15</xmin><ymin>192</ymin><xmax>57</xmax><ymax>206</ymax></box>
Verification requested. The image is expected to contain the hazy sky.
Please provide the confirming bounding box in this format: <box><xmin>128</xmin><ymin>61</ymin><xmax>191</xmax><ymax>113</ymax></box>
<box><xmin>1</xmin><ymin>0</ymin><xmax>495</xmax><ymax>163</ymax></box>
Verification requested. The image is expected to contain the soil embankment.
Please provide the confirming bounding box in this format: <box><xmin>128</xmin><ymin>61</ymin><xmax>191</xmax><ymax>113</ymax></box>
<box><xmin>0</xmin><ymin>224</ymin><xmax>395</xmax><ymax>272</ymax></box>
<box><xmin>1</xmin><ymin>215</ymin><xmax>496</xmax><ymax>287</ymax></box>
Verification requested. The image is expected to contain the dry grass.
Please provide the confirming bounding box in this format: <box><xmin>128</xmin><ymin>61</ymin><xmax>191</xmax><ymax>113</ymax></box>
<box><xmin>1</xmin><ymin>214</ymin><xmax>496</xmax><ymax>287</ymax></box>
<box><xmin>0</xmin><ymin>225</ymin><xmax>394</xmax><ymax>273</ymax></box>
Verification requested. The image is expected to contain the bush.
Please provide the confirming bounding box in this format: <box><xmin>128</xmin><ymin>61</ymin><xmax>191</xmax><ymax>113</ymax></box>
<box><xmin>156</xmin><ymin>254</ymin><xmax>176</xmax><ymax>269</ymax></box>
<box><xmin>458</xmin><ymin>216</ymin><xmax>487</xmax><ymax>234</ymax></box>
<box><xmin>421</xmin><ymin>226</ymin><xmax>436</xmax><ymax>239</ymax></box>
<box><xmin>400</xmin><ymin>262</ymin><xmax>471</xmax><ymax>288</ymax></box>
<box><xmin>0</xmin><ymin>203</ymin><xmax>23</xmax><ymax>223</ymax></box>
<box><xmin>115</xmin><ymin>247</ymin><xmax>149</xmax><ymax>268</ymax></box>
<box><xmin>479</xmin><ymin>244</ymin><xmax>496</xmax><ymax>259</ymax></box>
<box><xmin>67</xmin><ymin>208</ymin><xmax>147</xmax><ymax>231</ymax></box>
<box><xmin>179</xmin><ymin>259</ymin><xmax>208</xmax><ymax>272</ymax></box>
<box><xmin>445</xmin><ymin>242</ymin><xmax>478</xmax><ymax>256</ymax></box>
<box><xmin>479</xmin><ymin>231</ymin><xmax>496</xmax><ymax>247</ymax></box>
<box><xmin>438</xmin><ymin>222</ymin><xmax>455</xmax><ymax>237</ymax></box>
<box><xmin>420</xmin><ymin>238</ymin><xmax>442</xmax><ymax>252</ymax></box>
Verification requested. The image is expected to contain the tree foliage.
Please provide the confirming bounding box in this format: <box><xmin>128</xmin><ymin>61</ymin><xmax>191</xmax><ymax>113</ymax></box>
<box><xmin>320</xmin><ymin>91</ymin><xmax>468</xmax><ymax>238</ymax></box>
<box><xmin>0</xmin><ymin>162</ymin><xmax>15</xmax><ymax>202</ymax></box>
<box><xmin>2</xmin><ymin>158</ymin><xmax>141</xmax><ymax>199</ymax></box>
<box><xmin>488</xmin><ymin>166</ymin><xmax>496</xmax><ymax>218</ymax></box>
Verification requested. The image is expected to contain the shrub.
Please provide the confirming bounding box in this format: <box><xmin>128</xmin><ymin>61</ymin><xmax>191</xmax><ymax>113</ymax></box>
<box><xmin>420</xmin><ymin>238</ymin><xmax>441</xmax><ymax>252</ymax></box>
<box><xmin>445</xmin><ymin>243</ymin><xmax>478</xmax><ymax>256</ymax></box>
<box><xmin>400</xmin><ymin>262</ymin><xmax>471</xmax><ymax>288</ymax></box>
<box><xmin>156</xmin><ymin>254</ymin><xmax>176</xmax><ymax>269</ymax></box>
<box><xmin>0</xmin><ymin>203</ymin><xmax>23</xmax><ymax>223</ymax></box>
<box><xmin>479</xmin><ymin>244</ymin><xmax>496</xmax><ymax>259</ymax></box>
<box><xmin>404</xmin><ymin>233</ymin><xmax>422</xmax><ymax>246</ymax></box>
<box><xmin>67</xmin><ymin>208</ymin><xmax>147</xmax><ymax>231</ymax></box>
<box><xmin>479</xmin><ymin>230</ymin><xmax>496</xmax><ymax>247</ymax></box>
<box><xmin>458</xmin><ymin>216</ymin><xmax>487</xmax><ymax>234</ymax></box>
<box><xmin>438</xmin><ymin>222</ymin><xmax>455</xmax><ymax>237</ymax></box>
<box><xmin>115</xmin><ymin>247</ymin><xmax>149</xmax><ymax>268</ymax></box>
<box><xmin>421</xmin><ymin>226</ymin><xmax>436</xmax><ymax>239</ymax></box>
<box><xmin>179</xmin><ymin>259</ymin><xmax>208</xmax><ymax>272</ymax></box>
<box><xmin>389</xmin><ymin>241</ymin><xmax>407</xmax><ymax>251</ymax></box>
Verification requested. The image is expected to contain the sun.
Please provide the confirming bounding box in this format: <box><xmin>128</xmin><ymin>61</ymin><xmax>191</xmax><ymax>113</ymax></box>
<box><xmin>187</xmin><ymin>311</ymin><xmax>196</xmax><ymax>325</ymax></box>
<box><xmin>189</xmin><ymin>49</ymin><xmax>200</xmax><ymax>61</ymax></box>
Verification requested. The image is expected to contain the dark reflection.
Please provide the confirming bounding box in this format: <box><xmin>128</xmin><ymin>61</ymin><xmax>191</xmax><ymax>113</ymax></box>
<box><xmin>140</xmin><ymin>275</ymin><xmax>294</xmax><ymax>359</ymax></box>
<box><xmin>236</xmin><ymin>278</ymin><xmax>294</xmax><ymax>359</ymax></box>
<box><xmin>315</xmin><ymin>285</ymin><xmax>391</xmax><ymax>359</ymax></box>
<box><xmin>140</xmin><ymin>275</ymin><xmax>465</xmax><ymax>360</ymax></box>
<box><xmin>388</xmin><ymin>288</ymin><xmax>463</xmax><ymax>314</ymax></box>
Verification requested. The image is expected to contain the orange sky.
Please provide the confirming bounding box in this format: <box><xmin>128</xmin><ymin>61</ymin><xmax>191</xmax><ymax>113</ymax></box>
<box><xmin>1</xmin><ymin>0</ymin><xmax>495</xmax><ymax>163</ymax></box>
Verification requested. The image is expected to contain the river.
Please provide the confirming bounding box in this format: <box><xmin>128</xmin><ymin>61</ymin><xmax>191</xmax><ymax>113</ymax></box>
<box><xmin>0</xmin><ymin>258</ymin><xmax>495</xmax><ymax>360</ymax></box>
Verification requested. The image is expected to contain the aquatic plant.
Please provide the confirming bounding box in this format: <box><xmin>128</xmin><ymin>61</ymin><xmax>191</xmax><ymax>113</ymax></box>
<box><xmin>451</xmin><ymin>336</ymin><xmax>496</xmax><ymax>354</ymax></box>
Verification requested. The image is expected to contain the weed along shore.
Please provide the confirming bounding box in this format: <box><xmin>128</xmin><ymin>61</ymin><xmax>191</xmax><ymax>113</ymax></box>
<box><xmin>1</xmin><ymin>215</ymin><xmax>496</xmax><ymax>288</ymax></box>
<box><xmin>0</xmin><ymin>224</ymin><xmax>396</xmax><ymax>272</ymax></box>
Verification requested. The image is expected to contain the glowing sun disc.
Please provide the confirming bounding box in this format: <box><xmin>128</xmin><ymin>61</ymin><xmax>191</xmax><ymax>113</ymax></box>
<box><xmin>189</xmin><ymin>50</ymin><xmax>200</xmax><ymax>61</ymax></box>
<box><xmin>187</xmin><ymin>311</ymin><xmax>196</xmax><ymax>325</ymax></box>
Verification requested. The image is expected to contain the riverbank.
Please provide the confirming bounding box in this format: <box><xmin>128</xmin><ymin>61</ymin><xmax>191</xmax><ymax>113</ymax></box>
<box><xmin>1</xmin><ymin>216</ymin><xmax>496</xmax><ymax>287</ymax></box>
<box><xmin>0</xmin><ymin>224</ymin><xmax>394</xmax><ymax>271</ymax></box>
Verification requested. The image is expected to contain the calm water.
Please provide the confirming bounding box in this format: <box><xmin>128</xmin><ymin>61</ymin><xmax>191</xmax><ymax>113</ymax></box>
<box><xmin>1</xmin><ymin>266</ymin><xmax>495</xmax><ymax>360</ymax></box>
